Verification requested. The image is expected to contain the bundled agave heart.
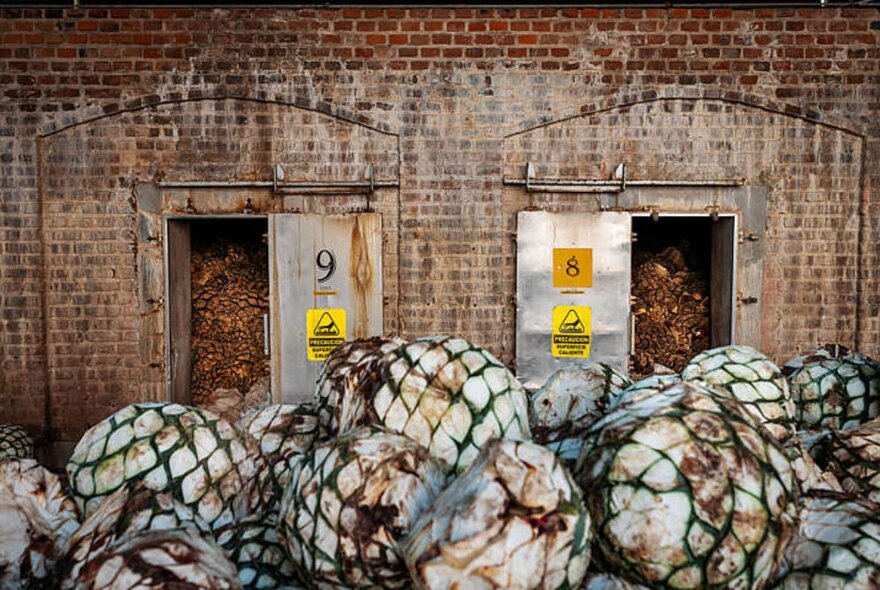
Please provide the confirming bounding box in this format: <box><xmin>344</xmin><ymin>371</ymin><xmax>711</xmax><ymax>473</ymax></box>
<box><xmin>785</xmin><ymin>345</ymin><xmax>880</xmax><ymax>431</ymax></box>
<box><xmin>609</xmin><ymin>373</ymin><xmax>682</xmax><ymax>409</ymax></box>
<box><xmin>826</xmin><ymin>416</ymin><xmax>880</xmax><ymax>502</ymax></box>
<box><xmin>319</xmin><ymin>335</ymin><xmax>531</xmax><ymax>474</ymax></box>
<box><xmin>529</xmin><ymin>362</ymin><xmax>631</xmax><ymax>466</ymax></box>
<box><xmin>0</xmin><ymin>424</ymin><xmax>33</xmax><ymax>460</ymax></box>
<box><xmin>773</xmin><ymin>493</ymin><xmax>880</xmax><ymax>589</ymax></box>
<box><xmin>66</xmin><ymin>529</ymin><xmax>241</xmax><ymax>589</ymax></box>
<box><xmin>241</xmin><ymin>403</ymin><xmax>319</xmax><ymax>512</ymax></box>
<box><xmin>278</xmin><ymin>425</ymin><xmax>445</xmax><ymax>588</ymax></box>
<box><xmin>66</xmin><ymin>402</ymin><xmax>262</xmax><ymax>529</ymax></box>
<box><xmin>315</xmin><ymin>336</ymin><xmax>406</xmax><ymax>437</ymax></box>
<box><xmin>577</xmin><ymin>381</ymin><xmax>798</xmax><ymax>589</ymax></box>
<box><xmin>56</xmin><ymin>481</ymin><xmax>213</xmax><ymax>588</ymax></box>
<box><xmin>0</xmin><ymin>458</ymin><xmax>80</xmax><ymax>588</ymax></box>
<box><xmin>682</xmin><ymin>344</ymin><xmax>796</xmax><ymax>441</ymax></box>
<box><xmin>216</xmin><ymin>514</ymin><xmax>297</xmax><ymax>590</ymax></box>
<box><xmin>403</xmin><ymin>439</ymin><xmax>591</xmax><ymax>590</ymax></box>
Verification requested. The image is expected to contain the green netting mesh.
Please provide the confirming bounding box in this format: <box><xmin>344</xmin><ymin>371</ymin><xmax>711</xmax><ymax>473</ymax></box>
<box><xmin>682</xmin><ymin>345</ymin><xmax>795</xmax><ymax>442</ymax></box>
<box><xmin>576</xmin><ymin>381</ymin><xmax>798</xmax><ymax>589</ymax></box>
<box><xmin>403</xmin><ymin>439</ymin><xmax>591</xmax><ymax>590</ymax></box>
<box><xmin>67</xmin><ymin>402</ymin><xmax>262</xmax><ymax>529</ymax></box>
<box><xmin>278</xmin><ymin>425</ymin><xmax>445</xmax><ymax>589</ymax></box>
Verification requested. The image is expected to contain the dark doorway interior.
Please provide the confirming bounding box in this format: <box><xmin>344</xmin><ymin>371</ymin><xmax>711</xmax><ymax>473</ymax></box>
<box><xmin>630</xmin><ymin>215</ymin><xmax>734</xmax><ymax>377</ymax></box>
<box><xmin>166</xmin><ymin>217</ymin><xmax>269</xmax><ymax>412</ymax></box>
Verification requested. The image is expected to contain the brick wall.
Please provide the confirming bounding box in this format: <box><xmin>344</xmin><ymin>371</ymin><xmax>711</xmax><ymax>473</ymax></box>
<box><xmin>1</xmin><ymin>6</ymin><xmax>878</xmax><ymax>443</ymax></box>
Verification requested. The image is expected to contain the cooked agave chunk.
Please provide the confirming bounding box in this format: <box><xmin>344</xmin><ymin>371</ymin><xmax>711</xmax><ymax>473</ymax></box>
<box><xmin>403</xmin><ymin>439</ymin><xmax>591</xmax><ymax>590</ymax></box>
<box><xmin>577</xmin><ymin>381</ymin><xmax>798</xmax><ymax>589</ymax></box>
<box><xmin>67</xmin><ymin>402</ymin><xmax>262</xmax><ymax>529</ymax></box>
<box><xmin>278</xmin><ymin>426</ymin><xmax>445</xmax><ymax>588</ymax></box>
<box><xmin>0</xmin><ymin>458</ymin><xmax>80</xmax><ymax>588</ymax></box>
<box><xmin>682</xmin><ymin>344</ymin><xmax>796</xmax><ymax>441</ymax></box>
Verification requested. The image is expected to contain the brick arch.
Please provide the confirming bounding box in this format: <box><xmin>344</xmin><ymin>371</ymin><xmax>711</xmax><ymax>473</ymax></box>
<box><xmin>36</xmin><ymin>95</ymin><xmax>401</xmax><ymax>440</ymax></box>
<box><xmin>500</xmin><ymin>93</ymin><xmax>869</xmax><ymax>366</ymax></box>
<box><xmin>39</xmin><ymin>93</ymin><xmax>398</xmax><ymax>140</ymax></box>
<box><xmin>505</xmin><ymin>87</ymin><xmax>864</xmax><ymax>140</ymax></box>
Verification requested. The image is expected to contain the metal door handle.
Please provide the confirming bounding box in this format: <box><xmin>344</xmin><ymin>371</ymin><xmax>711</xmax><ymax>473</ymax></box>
<box><xmin>263</xmin><ymin>314</ymin><xmax>270</xmax><ymax>355</ymax></box>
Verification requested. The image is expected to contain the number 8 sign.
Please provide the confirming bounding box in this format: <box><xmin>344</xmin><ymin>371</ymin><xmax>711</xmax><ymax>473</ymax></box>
<box><xmin>553</xmin><ymin>248</ymin><xmax>592</xmax><ymax>289</ymax></box>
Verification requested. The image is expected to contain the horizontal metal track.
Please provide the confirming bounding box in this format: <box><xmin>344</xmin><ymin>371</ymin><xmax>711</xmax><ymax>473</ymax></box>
<box><xmin>156</xmin><ymin>180</ymin><xmax>399</xmax><ymax>189</ymax></box>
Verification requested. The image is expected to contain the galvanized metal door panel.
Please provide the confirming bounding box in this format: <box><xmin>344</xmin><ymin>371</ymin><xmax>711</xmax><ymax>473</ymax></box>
<box><xmin>270</xmin><ymin>213</ymin><xmax>383</xmax><ymax>403</ymax></box>
<box><xmin>516</xmin><ymin>211</ymin><xmax>631</xmax><ymax>389</ymax></box>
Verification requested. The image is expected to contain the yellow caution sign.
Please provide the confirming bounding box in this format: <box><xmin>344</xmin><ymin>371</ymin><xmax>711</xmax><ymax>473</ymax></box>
<box><xmin>306</xmin><ymin>308</ymin><xmax>346</xmax><ymax>361</ymax></box>
<box><xmin>553</xmin><ymin>248</ymin><xmax>592</xmax><ymax>289</ymax></box>
<box><xmin>552</xmin><ymin>306</ymin><xmax>591</xmax><ymax>358</ymax></box>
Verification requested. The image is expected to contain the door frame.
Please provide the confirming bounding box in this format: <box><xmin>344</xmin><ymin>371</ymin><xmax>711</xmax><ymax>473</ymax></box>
<box><xmin>630</xmin><ymin>211</ymin><xmax>738</xmax><ymax>350</ymax></box>
<box><xmin>163</xmin><ymin>214</ymin><xmax>270</xmax><ymax>404</ymax></box>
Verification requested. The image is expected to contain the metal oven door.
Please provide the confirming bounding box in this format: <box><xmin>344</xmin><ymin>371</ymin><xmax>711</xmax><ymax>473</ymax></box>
<box><xmin>269</xmin><ymin>213</ymin><xmax>383</xmax><ymax>403</ymax></box>
<box><xmin>516</xmin><ymin>211</ymin><xmax>632</xmax><ymax>390</ymax></box>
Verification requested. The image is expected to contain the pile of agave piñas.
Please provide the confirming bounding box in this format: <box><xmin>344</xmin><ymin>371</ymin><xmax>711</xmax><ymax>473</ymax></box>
<box><xmin>2</xmin><ymin>338</ymin><xmax>880</xmax><ymax>589</ymax></box>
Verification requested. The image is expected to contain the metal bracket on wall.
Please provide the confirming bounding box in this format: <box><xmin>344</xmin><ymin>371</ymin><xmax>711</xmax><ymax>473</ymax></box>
<box><xmin>504</xmin><ymin>161</ymin><xmax>746</xmax><ymax>194</ymax></box>
<box><xmin>271</xmin><ymin>164</ymin><xmax>399</xmax><ymax>197</ymax></box>
<box><xmin>155</xmin><ymin>165</ymin><xmax>400</xmax><ymax>197</ymax></box>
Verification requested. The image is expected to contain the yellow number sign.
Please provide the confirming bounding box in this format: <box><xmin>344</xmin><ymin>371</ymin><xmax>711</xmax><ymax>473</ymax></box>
<box><xmin>306</xmin><ymin>308</ymin><xmax>346</xmax><ymax>361</ymax></box>
<box><xmin>553</xmin><ymin>248</ymin><xmax>592</xmax><ymax>289</ymax></box>
<box><xmin>552</xmin><ymin>306</ymin><xmax>591</xmax><ymax>358</ymax></box>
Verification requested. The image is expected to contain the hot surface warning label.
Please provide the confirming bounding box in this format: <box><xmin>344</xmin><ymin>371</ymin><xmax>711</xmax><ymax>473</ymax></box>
<box><xmin>306</xmin><ymin>308</ymin><xmax>346</xmax><ymax>361</ymax></box>
<box><xmin>552</xmin><ymin>306</ymin><xmax>591</xmax><ymax>358</ymax></box>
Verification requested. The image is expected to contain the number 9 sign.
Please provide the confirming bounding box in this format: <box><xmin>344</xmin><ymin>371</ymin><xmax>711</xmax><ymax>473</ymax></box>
<box><xmin>316</xmin><ymin>249</ymin><xmax>336</xmax><ymax>284</ymax></box>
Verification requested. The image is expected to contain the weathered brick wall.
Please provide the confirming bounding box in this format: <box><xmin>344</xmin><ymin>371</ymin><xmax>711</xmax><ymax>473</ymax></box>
<box><xmin>1</xmin><ymin>6</ymin><xmax>878</xmax><ymax>443</ymax></box>
<box><xmin>502</xmin><ymin>99</ymin><xmax>864</xmax><ymax>359</ymax></box>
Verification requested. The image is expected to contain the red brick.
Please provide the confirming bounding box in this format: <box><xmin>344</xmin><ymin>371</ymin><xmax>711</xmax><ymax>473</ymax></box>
<box><xmin>0</xmin><ymin>4</ymin><xmax>878</xmax><ymax>455</ymax></box>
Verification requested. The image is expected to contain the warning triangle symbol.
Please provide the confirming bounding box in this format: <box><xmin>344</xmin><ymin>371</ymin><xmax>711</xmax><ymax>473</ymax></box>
<box><xmin>558</xmin><ymin>310</ymin><xmax>585</xmax><ymax>334</ymax></box>
<box><xmin>314</xmin><ymin>312</ymin><xmax>340</xmax><ymax>336</ymax></box>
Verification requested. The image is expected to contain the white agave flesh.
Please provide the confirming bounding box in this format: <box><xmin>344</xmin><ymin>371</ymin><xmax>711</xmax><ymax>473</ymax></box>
<box><xmin>279</xmin><ymin>426</ymin><xmax>445</xmax><ymax>588</ymax></box>
<box><xmin>0</xmin><ymin>458</ymin><xmax>80</xmax><ymax>588</ymax></box>
<box><xmin>67</xmin><ymin>529</ymin><xmax>241</xmax><ymax>589</ymax></box>
<box><xmin>682</xmin><ymin>345</ymin><xmax>795</xmax><ymax>442</ymax></box>
<box><xmin>67</xmin><ymin>402</ymin><xmax>263</xmax><ymax>529</ymax></box>
<box><xmin>577</xmin><ymin>381</ymin><xmax>798</xmax><ymax>589</ymax></box>
<box><xmin>57</xmin><ymin>482</ymin><xmax>213</xmax><ymax>589</ymax></box>
<box><xmin>403</xmin><ymin>439</ymin><xmax>591</xmax><ymax>590</ymax></box>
